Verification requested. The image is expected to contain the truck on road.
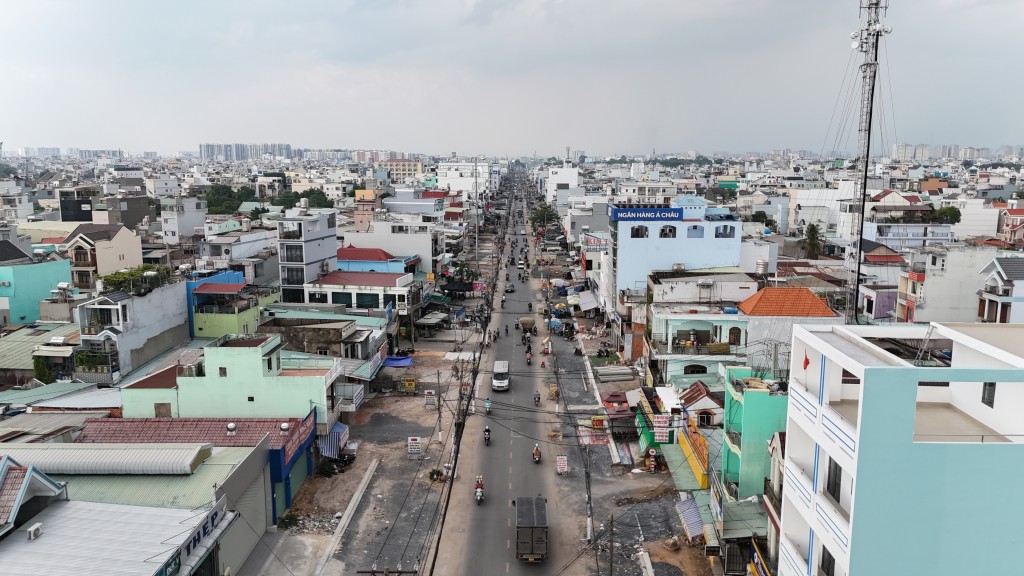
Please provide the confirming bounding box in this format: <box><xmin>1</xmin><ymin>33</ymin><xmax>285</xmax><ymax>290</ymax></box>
<box><xmin>514</xmin><ymin>496</ymin><xmax>548</xmax><ymax>562</ymax></box>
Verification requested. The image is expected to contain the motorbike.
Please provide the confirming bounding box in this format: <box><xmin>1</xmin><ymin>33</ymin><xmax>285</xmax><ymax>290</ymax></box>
<box><xmin>505</xmin><ymin>325</ymin><xmax>509</xmax><ymax>335</ymax></box>
<box><xmin>501</xmin><ymin>300</ymin><xmax>505</xmax><ymax>309</ymax></box>
<box><xmin>484</xmin><ymin>428</ymin><xmax>491</xmax><ymax>446</ymax></box>
<box><xmin>574</xmin><ymin>347</ymin><xmax>584</xmax><ymax>356</ymax></box>
<box><xmin>526</xmin><ymin>352</ymin><xmax>532</xmax><ymax>365</ymax></box>
<box><xmin>532</xmin><ymin>445</ymin><xmax>542</xmax><ymax>464</ymax></box>
<box><xmin>521</xmin><ymin>334</ymin><xmax>527</xmax><ymax>345</ymax></box>
<box><xmin>515</xmin><ymin>321</ymin><xmax>520</xmax><ymax>330</ymax></box>
<box><xmin>533</xmin><ymin>391</ymin><xmax>540</xmax><ymax>406</ymax></box>
<box><xmin>485</xmin><ymin>401</ymin><xmax>492</xmax><ymax>415</ymax></box>
<box><xmin>528</xmin><ymin>303</ymin><xmax>533</xmax><ymax>311</ymax></box>
<box><xmin>474</xmin><ymin>479</ymin><xmax>485</xmax><ymax>505</ymax></box>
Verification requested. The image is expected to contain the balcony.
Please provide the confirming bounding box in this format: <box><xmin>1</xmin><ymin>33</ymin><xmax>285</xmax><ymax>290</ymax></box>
<box><xmin>725</xmin><ymin>427</ymin><xmax>742</xmax><ymax>454</ymax></box>
<box><xmin>194</xmin><ymin>300</ymin><xmax>257</xmax><ymax>315</ymax></box>
<box><xmin>72</xmin><ymin>257</ymin><xmax>97</xmax><ymax>267</ymax></box>
<box><xmin>763</xmin><ymin>476</ymin><xmax>783</xmax><ymax>517</ymax></box>
<box><xmin>651</xmin><ymin>338</ymin><xmax>745</xmax><ymax>357</ymax></box>
<box><xmin>783</xmin><ymin>459</ymin><xmax>813</xmax><ymax>509</ymax></box>
<box><xmin>779</xmin><ymin>535</ymin><xmax>809</xmax><ymax>576</ymax></box>
<box><xmin>815</xmin><ymin>490</ymin><xmax>851</xmax><ymax>551</ymax></box>
<box><xmin>901</xmin><ymin>262</ymin><xmax>926</xmax><ymax>273</ymax></box>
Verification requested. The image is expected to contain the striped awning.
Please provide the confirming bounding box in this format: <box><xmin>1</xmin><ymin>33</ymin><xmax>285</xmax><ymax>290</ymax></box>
<box><xmin>319</xmin><ymin>422</ymin><xmax>350</xmax><ymax>459</ymax></box>
<box><xmin>676</xmin><ymin>497</ymin><xmax>704</xmax><ymax>540</ymax></box>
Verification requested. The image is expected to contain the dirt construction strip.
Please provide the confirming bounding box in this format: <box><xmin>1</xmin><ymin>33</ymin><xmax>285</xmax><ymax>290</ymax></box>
<box><xmin>314</xmin><ymin>458</ymin><xmax>380</xmax><ymax>576</ymax></box>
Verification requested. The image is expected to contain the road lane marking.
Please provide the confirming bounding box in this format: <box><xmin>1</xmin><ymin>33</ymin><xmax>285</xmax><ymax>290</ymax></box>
<box><xmin>507</xmin><ymin>539</ymin><xmax>511</xmax><ymax>549</ymax></box>
<box><xmin>509</xmin><ymin>481</ymin><xmax>513</xmax><ymax>490</ymax></box>
<box><xmin>506</xmin><ymin>562</ymin><xmax>510</xmax><ymax>573</ymax></box>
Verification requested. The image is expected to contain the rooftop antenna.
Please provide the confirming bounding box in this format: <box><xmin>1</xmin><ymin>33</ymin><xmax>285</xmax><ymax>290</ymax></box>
<box><xmin>846</xmin><ymin>0</ymin><xmax>892</xmax><ymax>324</ymax></box>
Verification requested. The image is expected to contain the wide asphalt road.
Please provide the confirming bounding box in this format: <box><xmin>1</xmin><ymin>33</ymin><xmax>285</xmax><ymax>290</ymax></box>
<box><xmin>434</xmin><ymin>202</ymin><xmax>584</xmax><ymax>575</ymax></box>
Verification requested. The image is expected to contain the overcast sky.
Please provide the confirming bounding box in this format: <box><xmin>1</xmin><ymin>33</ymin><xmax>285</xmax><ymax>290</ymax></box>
<box><xmin>1</xmin><ymin>0</ymin><xmax>1020</xmax><ymax>158</ymax></box>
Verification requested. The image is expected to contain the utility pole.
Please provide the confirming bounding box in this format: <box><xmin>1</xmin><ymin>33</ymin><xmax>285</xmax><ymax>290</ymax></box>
<box><xmin>436</xmin><ymin>370</ymin><xmax>443</xmax><ymax>442</ymax></box>
<box><xmin>608</xmin><ymin>515</ymin><xmax>614</xmax><ymax>576</ymax></box>
<box><xmin>846</xmin><ymin>0</ymin><xmax>892</xmax><ymax>324</ymax></box>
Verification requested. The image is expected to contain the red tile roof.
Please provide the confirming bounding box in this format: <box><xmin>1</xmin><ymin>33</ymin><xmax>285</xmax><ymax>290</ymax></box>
<box><xmin>313</xmin><ymin>270</ymin><xmax>407</xmax><ymax>287</ymax></box>
<box><xmin>337</xmin><ymin>246</ymin><xmax>395</xmax><ymax>261</ymax></box>
<box><xmin>40</xmin><ymin>237</ymin><xmax>65</xmax><ymax>244</ymax></box>
<box><xmin>871</xmin><ymin>190</ymin><xmax>894</xmax><ymax>201</ymax></box>
<box><xmin>1004</xmin><ymin>209</ymin><xmax>1024</xmax><ymax>216</ymax></box>
<box><xmin>0</xmin><ymin>466</ymin><xmax>27</xmax><ymax>525</ymax></box>
<box><xmin>864</xmin><ymin>254</ymin><xmax>905</xmax><ymax>264</ymax></box>
<box><xmin>902</xmin><ymin>195</ymin><xmax>922</xmax><ymax>203</ymax></box>
<box><xmin>679</xmin><ymin>380</ymin><xmax>723</xmax><ymax>409</ymax></box>
<box><xmin>193</xmin><ymin>282</ymin><xmax>246</xmax><ymax>295</ymax></box>
<box><xmin>738</xmin><ymin>287</ymin><xmax>837</xmax><ymax>317</ymax></box>
<box><xmin>76</xmin><ymin>417</ymin><xmax>304</xmax><ymax>449</ymax></box>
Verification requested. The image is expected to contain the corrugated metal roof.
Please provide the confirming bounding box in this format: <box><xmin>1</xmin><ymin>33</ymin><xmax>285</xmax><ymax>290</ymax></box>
<box><xmin>0</xmin><ymin>499</ymin><xmax>210</xmax><ymax>575</ymax></box>
<box><xmin>0</xmin><ymin>324</ymin><xmax>81</xmax><ymax>371</ymax></box>
<box><xmin>0</xmin><ymin>411</ymin><xmax>109</xmax><ymax>443</ymax></box>
<box><xmin>997</xmin><ymin>257</ymin><xmax>1024</xmax><ymax>280</ymax></box>
<box><xmin>49</xmin><ymin>447</ymin><xmax>250</xmax><ymax>509</ymax></box>
<box><xmin>0</xmin><ymin>443</ymin><xmax>213</xmax><ymax>475</ymax></box>
<box><xmin>30</xmin><ymin>386</ymin><xmax>121</xmax><ymax>409</ymax></box>
<box><xmin>0</xmin><ymin>382</ymin><xmax>94</xmax><ymax>405</ymax></box>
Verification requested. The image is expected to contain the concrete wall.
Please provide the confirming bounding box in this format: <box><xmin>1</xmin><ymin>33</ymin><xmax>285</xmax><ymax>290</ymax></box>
<box><xmin>94</xmin><ymin>229</ymin><xmax>143</xmax><ymax>276</ymax></box>
<box><xmin>121</xmin><ymin>281</ymin><xmax>189</xmax><ymax>374</ymax></box>
<box><xmin>615</xmin><ymin>220</ymin><xmax>741</xmax><ymax>290</ymax></box>
<box><xmin>0</xmin><ymin>259</ymin><xmax>72</xmax><ymax>323</ymax></box>
<box><xmin>851</xmin><ymin>365</ymin><xmax>1024</xmax><ymax>575</ymax></box>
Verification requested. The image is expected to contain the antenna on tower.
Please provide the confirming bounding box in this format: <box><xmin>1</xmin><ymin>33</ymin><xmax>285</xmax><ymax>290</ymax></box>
<box><xmin>846</xmin><ymin>0</ymin><xmax>892</xmax><ymax>325</ymax></box>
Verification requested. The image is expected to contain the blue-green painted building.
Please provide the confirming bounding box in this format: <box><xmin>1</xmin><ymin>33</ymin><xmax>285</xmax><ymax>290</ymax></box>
<box><xmin>0</xmin><ymin>258</ymin><xmax>72</xmax><ymax>324</ymax></box>
<box><xmin>719</xmin><ymin>365</ymin><xmax>788</xmax><ymax>501</ymax></box>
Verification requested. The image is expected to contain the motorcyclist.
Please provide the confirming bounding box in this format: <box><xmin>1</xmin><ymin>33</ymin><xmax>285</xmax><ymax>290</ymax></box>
<box><xmin>505</xmin><ymin>324</ymin><xmax>509</xmax><ymax>335</ymax></box>
<box><xmin>526</xmin><ymin>344</ymin><xmax>532</xmax><ymax>354</ymax></box>
<box><xmin>533</xmin><ymin>390</ymin><xmax>540</xmax><ymax>405</ymax></box>
<box><xmin>526</xmin><ymin>351</ymin><xmax>532</xmax><ymax>364</ymax></box>
<box><xmin>528</xmin><ymin>302</ymin><xmax>532</xmax><ymax>311</ymax></box>
<box><xmin>485</xmin><ymin>399</ymin><xmax>492</xmax><ymax>413</ymax></box>
<box><xmin>532</xmin><ymin>444</ymin><xmax>541</xmax><ymax>461</ymax></box>
<box><xmin>483</xmin><ymin>426</ymin><xmax>491</xmax><ymax>443</ymax></box>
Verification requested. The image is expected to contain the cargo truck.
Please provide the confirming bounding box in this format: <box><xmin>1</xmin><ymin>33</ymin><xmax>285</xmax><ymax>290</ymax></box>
<box><xmin>514</xmin><ymin>496</ymin><xmax>548</xmax><ymax>562</ymax></box>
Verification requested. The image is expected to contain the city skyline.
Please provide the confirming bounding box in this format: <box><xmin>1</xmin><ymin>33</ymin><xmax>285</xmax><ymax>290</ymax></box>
<box><xmin>1</xmin><ymin>0</ymin><xmax>1021</xmax><ymax>157</ymax></box>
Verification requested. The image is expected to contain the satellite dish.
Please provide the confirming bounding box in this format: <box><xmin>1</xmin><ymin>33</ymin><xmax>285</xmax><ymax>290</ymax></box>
<box><xmin>851</xmin><ymin>40</ymin><xmax>860</xmax><ymax>49</ymax></box>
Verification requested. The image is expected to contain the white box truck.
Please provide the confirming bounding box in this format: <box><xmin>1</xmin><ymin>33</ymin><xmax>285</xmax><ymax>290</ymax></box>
<box><xmin>492</xmin><ymin>360</ymin><xmax>510</xmax><ymax>391</ymax></box>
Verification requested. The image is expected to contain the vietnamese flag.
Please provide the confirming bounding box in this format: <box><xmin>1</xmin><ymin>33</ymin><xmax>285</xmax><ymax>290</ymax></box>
<box><xmin>803</xmin><ymin>353</ymin><xmax>810</xmax><ymax>370</ymax></box>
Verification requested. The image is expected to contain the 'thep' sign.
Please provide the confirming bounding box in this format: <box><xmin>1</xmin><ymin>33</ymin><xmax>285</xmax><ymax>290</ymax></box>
<box><xmin>408</xmin><ymin>437</ymin><xmax>423</xmax><ymax>457</ymax></box>
<box><xmin>556</xmin><ymin>455</ymin><xmax>569</xmax><ymax>473</ymax></box>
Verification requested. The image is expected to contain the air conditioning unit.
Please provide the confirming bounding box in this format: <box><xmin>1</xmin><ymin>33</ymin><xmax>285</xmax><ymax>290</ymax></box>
<box><xmin>26</xmin><ymin>522</ymin><xmax>43</xmax><ymax>540</ymax></box>
<box><xmin>0</xmin><ymin>281</ymin><xmax>10</xmax><ymax>287</ymax></box>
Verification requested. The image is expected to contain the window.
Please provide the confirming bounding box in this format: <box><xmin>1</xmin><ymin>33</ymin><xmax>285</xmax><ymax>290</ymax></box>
<box><xmin>356</xmin><ymin>292</ymin><xmax>381</xmax><ymax>309</ymax></box>
<box><xmin>659</xmin><ymin>225</ymin><xmax>676</xmax><ymax>239</ymax></box>
<box><xmin>630</xmin><ymin>225</ymin><xmax>649</xmax><ymax>239</ymax></box>
<box><xmin>683</xmin><ymin>364</ymin><xmax>708</xmax><ymax>375</ymax></box>
<box><xmin>267</xmin><ymin>358</ymin><xmax>273</xmax><ymax>371</ymax></box>
<box><xmin>317</xmin><ymin>349</ymin><xmax>329</xmax><ymax>356</ymax></box>
<box><xmin>714</xmin><ymin>224</ymin><xmax>736</xmax><ymax>238</ymax></box>
<box><xmin>686</xmin><ymin>225</ymin><xmax>704</xmax><ymax>238</ymax></box>
<box><xmin>820</xmin><ymin>546</ymin><xmax>836</xmax><ymax>576</ymax></box>
<box><xmin>309</xmin><ymin>291</ymin><xmax>328</xmax><ymax>304</ymax></box>
<box><xmin>332</xmin><ymin>292</ymin><xmax>353</xmax><ymax>306</ymax></box>
<box><xmin>219</xmin><ymin>367</ymin><xmax>228</xmax><ymax>377</ymax></box>
<box><xmin>982</xmin><ymin>382</ymin><xmax>996</xmax><ymax>407</ymax></box>
<box><xmin>247</xmin><ymin>396</ymin><xmax>254</xmax><ymax>402</ymax></box>
<box><xmin>154</xmin><ymin>403</ymin><xmax>172</xmax><ymax>418</ymax></box>
<box><xmin>697</xmin><ymin>411</ymin><xmax>715</xmax><ymax>426</ymax></box>
<box><xmin>825</xmin><ymin>457</ymin><xmax>842</xmax><ymax>503</ymax></box>
<box><xmin>728</xmin><ymin>327</ymin><xmax>742</xmax><ymax>345</ymax></box>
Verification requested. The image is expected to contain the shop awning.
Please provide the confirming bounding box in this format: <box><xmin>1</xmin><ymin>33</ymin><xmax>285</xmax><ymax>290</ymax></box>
<box><xmin>319</xmin><ymin>422</ymin><xmax>351</xmax><ymax>459</ymax></box>
<box><xmin>33</xmin><ymin>347</ymin><xmax>74</xmax><ymax>358</ymax></box>
<box><xmin>384</xmin><ymin>356</ymin><xmax>414</xmax><ymax>367</ymax></box>
<box><xmin>676</xmin><ymin>497</ymin><xmax>704</xmax><ymax>540</ymax></box>
<box><xmin>578</xmin><ymin>290</ymin><xmax>599</xmax><ymax>312</ymax></box>
<box><xmin>351</xmin><ymin>355</ymin><xmax>384</xmax><ymax>381</ymax></box>
<box><xmin>429</xmin><ymin>293</ymin><xmax>451</xmax><ymax>305</ymax></box>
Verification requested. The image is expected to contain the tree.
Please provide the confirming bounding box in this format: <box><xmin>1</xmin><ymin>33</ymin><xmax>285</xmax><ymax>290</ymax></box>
<box><xmin>529</xmin><ymin>203</ymin><xmax>559</xmax><ymax>228</ymax></box>
<box><xmin>934</xmin><ymin>206</ymin><xmax>962</xmax><ymax>224</ymax></box>
<box><xmin>751</xmin><ymin>211</ymin><xmax>777</xmax><ymax>231</ymax></box>
<box><xmin>249</xmin><ymin>206</ymin><xmax>269</xmax><ymax>222</ymax></box>
<box><xmin>33</xmin><ymin>356</ymin><xmax>56</xmax><ymax>384</ymax></box>
<box><xmin>299</xmin><ymin>188</ymin><xmax>333</xmax><ymax>208</ymax></box>
<box><xmin>0</xmin><ymin>163</ymin><xmax>16</xmax><ymax>178</ymax></box>
<box><xmin>802</xmin><ymin>224</ymin><xmax>824</xmax><ymax>259</ymax></box>
<box><xmin>274</xmin><ymin>191</ymin><xmax>299</xmax><ymax>210</ymax></box>
<box><xmin>961</xmin><ymin>159</ymin><xmax>975</xmax><ymax>169</ymax></box>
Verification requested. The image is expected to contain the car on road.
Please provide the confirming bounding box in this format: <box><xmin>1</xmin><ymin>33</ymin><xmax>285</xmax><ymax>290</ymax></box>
<box><xmin>517</xmin><ymin>260</ymin><xmax>526</xmax><ymax>269</ymax></box>
<box><xmin>520</xmin><ymin>230</ymin><xmax>527</xmax><ymax>235</ymax></box>
<box><xmin>505</xmin><ymin>282</ymin><xmax>516</xmax><ymax>293</ymax></box>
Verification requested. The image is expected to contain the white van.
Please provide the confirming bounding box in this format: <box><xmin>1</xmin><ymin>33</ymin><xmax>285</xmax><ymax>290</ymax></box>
<box><xmin>492</xmin><ymin>360</ymin><xmax>510</xmax><ymax>391</ymax></box>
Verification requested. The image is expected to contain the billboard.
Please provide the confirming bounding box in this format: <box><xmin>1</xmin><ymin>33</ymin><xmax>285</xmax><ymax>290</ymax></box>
<box><xmin>608</xmin><ymin>206</ymin><xmax>683</xmax><ymax>221</ymax></box>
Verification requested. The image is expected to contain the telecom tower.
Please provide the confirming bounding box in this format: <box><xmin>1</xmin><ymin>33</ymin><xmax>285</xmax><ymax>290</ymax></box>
<box><xmin>846</xmin><ymin>0</ymin><xmax>892</xmax><ymax>324</ymax></box>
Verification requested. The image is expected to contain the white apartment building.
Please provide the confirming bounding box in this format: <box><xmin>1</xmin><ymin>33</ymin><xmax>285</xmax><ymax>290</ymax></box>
<box><xmin>278</xmin><ymin>208</ymin><xmax>338</xmax><ymax>303</ymax></box>
<box><xmin>159</xmin><ymin>197</ymin><xmax>207</xmax><ymax>245</ymax></box>
<box><xmin>939</xmin><ymin>195</ymin><xmax>1001</xmax><ymax>239</ymax></box>
<box><xmin>436</xmin><ymin>161</ymin><xmax>490</xmax><ymax>201</ymax></box>
<box><xmin>894</xmin><ymin>243</ymin><xmax>997</xmax><ymax>323</ymax></box>
<box><xmin>541</xmin><ymin>160</ymin><xmax>580</xmax><ymax>204</ymax></box>
<box><xmin>146</xmin><ymin>175</ymin><xmax>182</xmax><ymax>198</ymax></box>
<box><xmin>780</xmin><ymin>322</ymin><xmax>1024</xmax><ymax>576</ymax></box>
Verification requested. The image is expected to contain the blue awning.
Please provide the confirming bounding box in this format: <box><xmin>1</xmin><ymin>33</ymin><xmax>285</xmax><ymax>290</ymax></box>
<box><xmin>384</xmin><ymin>356</ymin><xmax>414</xmax><ymax>367</ymax></box>
<box><xmin>319</xmin><ymin>422</ymin><xmax>350</xmax><ymax>459</ymax></box>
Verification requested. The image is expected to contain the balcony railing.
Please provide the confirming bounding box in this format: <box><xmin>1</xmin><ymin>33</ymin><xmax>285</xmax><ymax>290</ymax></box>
<box><xmin>725</xmin><ymin>427</ymin><xmax>742</xmax><ymax>453</ymax></box>
<box><xmin>82</xmin><ymin>323</ymin><xmax>117</xmax><ymax>336</ymax></box>
<box><xmin>279</xmin><ymin>230</ymin><xmax>302</xmax><ymax>240</ymax></box>
<box><xmin>983</xmin><ymin>285</ymin><xmax>1009</xmax><ymax>296</ymax></box>
<box><xmin>901</xmin><ymin>262</ymin><xmax>926</xmax><ymax>273</ymax></box>
<box><xmin>72</xmin><ymin>257</ymin><xmax>97</xmax><ymax>267</ymax></box>
<box><xmin>194</xmin><ymin>300</ymin><xmax>256</xmax><ymax>315</ymax></box>
<box><xmin>655</xmin><ymin>336</ymin><xmax>745</xmax><ymax>354</ymax></box>
<box><xmin>763</xmin><ymin>476</ymin><xmax>783</xmax><ymax>517</ymax></box>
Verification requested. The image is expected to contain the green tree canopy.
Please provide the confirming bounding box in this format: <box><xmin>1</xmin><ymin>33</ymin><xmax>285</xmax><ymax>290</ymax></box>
<box><xmin>205</xmin><ymin>184</ymin><xmax>256</xmax><ymax>214</ymax></box>
<box><xmin>802</xmin><ymin>223</ymin><xmax>824</xmax><ymax>260</ymax></box>
<box><xmin>529</xmin><ymin>203</ymin><xmax>559</xmax><ymax>228</ymax></box>
<box><xmin>934</xmin><ymin>206</ymin><xmax>962</xmax><ymax>224</ymax></box>
<box><xmin>0</xmin><ymin>163</ymin><xmax>16</xmax><ymax>178</ymax></box>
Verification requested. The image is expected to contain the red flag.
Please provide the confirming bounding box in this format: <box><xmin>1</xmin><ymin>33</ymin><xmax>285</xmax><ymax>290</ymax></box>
<box><xmin>803</xmin><ymin>353</ymin><xmax>810</xmax><ymax>370</ymax></box>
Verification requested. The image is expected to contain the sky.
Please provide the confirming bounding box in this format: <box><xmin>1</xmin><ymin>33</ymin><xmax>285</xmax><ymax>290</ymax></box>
<box><xmin>1</xmin><ymin>0</ymin><xmax>1021</xmax><ymax>158</ymax></box>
